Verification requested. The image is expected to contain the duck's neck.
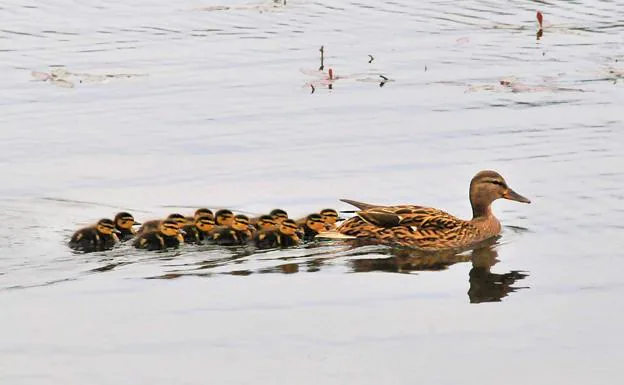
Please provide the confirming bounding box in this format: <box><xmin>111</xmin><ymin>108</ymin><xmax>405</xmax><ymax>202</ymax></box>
<box><xmin>470</xmin><ymin>202</ymin><xmax>501</xmax><ymax>235</ymax></box>
<box><xmin>471</xmin><ymin>201</ymin><xmax>492</xmax><ymax>220</ymax></box>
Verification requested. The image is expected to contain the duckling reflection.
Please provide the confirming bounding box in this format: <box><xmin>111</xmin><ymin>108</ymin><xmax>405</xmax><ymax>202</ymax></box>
<box><xmin>468</xmin><ymin>246</ymin><xmax>528</xmax><ymax>303</ymax></box>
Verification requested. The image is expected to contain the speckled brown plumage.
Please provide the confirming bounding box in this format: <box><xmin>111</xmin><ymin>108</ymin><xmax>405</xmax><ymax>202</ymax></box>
<box><xmin>335</xmin><ymin>170</ymin><xmax>531</xmax><ymax>250</ymax></box>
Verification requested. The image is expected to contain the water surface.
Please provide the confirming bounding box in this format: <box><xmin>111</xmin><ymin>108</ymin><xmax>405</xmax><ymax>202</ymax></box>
<box><xmin>1</xmin><ymin>0</ymin><xmax>623</xmax><ymax>383</ymax></box>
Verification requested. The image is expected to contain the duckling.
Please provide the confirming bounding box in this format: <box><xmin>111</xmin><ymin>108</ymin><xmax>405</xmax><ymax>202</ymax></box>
<box><xmin>185</xmin><ymin>208</ymin><xmax>214</xmax><ymax>224</ymax></box>
<box><xmin>133</xmin><ymin>219</ymin><xmax>184</xmax><ymax>251</ymax></box>
<box><xmin>137</xmin><ymin>213</ymin><xmax>187</xmax><ymax>235</ymax></box>
<box><xmin>270</xmin><ymin>208</ymin><xmax>289</xmax><ymax>224</ymax></box>
<box><xmin>214</xmin><ymin>209</ymin><xmax>235</xmax><ymax>227</ymax></box>
<box><xmin>254</xmin><ymin>219</ymin><xmax>301</xmax><ymax>249</ymax></box>
<box><xmin>182</xmin><ymin>215</ymin><xmax>216</xmax><ymax>244</ymax></box>
<box><xmin>211</xmin><ymin>214</ymin><xmax>252</xmax><ymax>246</ymax></box>
<box><xmin>254</xmin><ymin>214</ymin><xmax>278</xmax><ymax>231</ymax></box>
<box><xmin>319</xmin><ymin>208</ymin><xmax>341</xmax><ymax>230</ymax></box>
<box><xmin>113</xmin><ymin>212</ymin><xmax>140</xmax><ymax>242</ymax></box>
<box><xmin>69</xmin><ymin>218</ymin><xmax>120</xmax><ymax>253</ymax></box>
<box><xmin>299</xmin><ymin>213</ymin><xmax>329</xmax><ymax>242</ymax></box>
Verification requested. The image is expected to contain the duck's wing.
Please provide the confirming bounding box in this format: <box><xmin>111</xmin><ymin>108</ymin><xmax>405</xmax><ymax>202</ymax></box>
<box><xmin>357</xmin><ymin>205</ymin><xmax>465</xmax><ymax>232</ymax></box>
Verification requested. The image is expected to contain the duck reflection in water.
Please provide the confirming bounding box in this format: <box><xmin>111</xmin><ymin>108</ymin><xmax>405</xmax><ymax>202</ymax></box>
<box><xmin>350</xmin><ymin>241</ymin><xmax>528</xmax><ymax>303</ymax></box>
<box><xmin>467</xmin><ymin>245</ymin><xmax>528</xmax><ymax>303</ymax></box>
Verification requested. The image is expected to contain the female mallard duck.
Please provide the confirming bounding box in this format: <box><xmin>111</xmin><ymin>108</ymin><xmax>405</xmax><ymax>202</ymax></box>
<box><xmin>211</xmin><ymin>214</ymin><xmax>252</xmax><ymax>246</ymax></box>
<box><xmin>182</xmin><ymin>215</ymin><xmax>216</xmax><ymax>244</ymax></box>
<box><xmin>133</xmin><ymin>219</ymin><xmax>184</xmax><ymax>251</ymax></box>
<box><xmin>254</xmin><ymin>219</ymin><xmax>301</xmax><ymax>249</ymax></box>
<box><xmin>137</xmin><ymin>213</ymin><xmax>187</xmax><ymax>235</ymax></box>
<box><xmin>69</xmin><ymin>218</ymin><xmax>120</xmax><ymax>253</ymax></box>
<box><xmin>113</xmin><ymin>212</ymin><xmax>140</xmax><ymax>242</ymax></box>
<box><xmin>332</xmin><ymin>170</ymin><xmax>530</xmax><ymax>250</ymax></box>
<box><xmin>299</xmin><ymin>213</ymin><xmax>330</xmax><ymax>242</ymax></box>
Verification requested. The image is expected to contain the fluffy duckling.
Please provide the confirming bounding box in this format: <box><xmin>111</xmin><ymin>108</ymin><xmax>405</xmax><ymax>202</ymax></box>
<box><xmin>299</xmin><ymin>213</ymin><xmax>329</xmax><ymax>242</ymax></box>
<box><xmin>185</xmin><ymin>208</ymin><xmax>214</xmax><ymax>224</ymax></box>
<box><xmin>182</xmin><ymin>215</ymin><xmax>216</xmax><ymax>244</ymax></box>
<box><xmin>319</xmin><ymin>208</ymin><xmax>341</xmax><ymax>230</ymax></box>
<box><xmin>214</xmin><ymin>209</ymin><xmax>235</xmax><ymax>227</ymax></box>
<box><xmin>254</xmin><ymin>214</ymin><xmax>278</xmax><ymax>231</ymax></box>
<box><xmin>69</xmin><ymin>218</ymin><xmax>120</xmax><ymax>253</ymax></box>
<box><xmin>137</xmin><ymin>213</ymin><xmax>187</xmax><ymax>235</ymax></box>
<box><xmin>254</xmin><ymin>219</ymin><xmax>300</xmax><ymax>249</ymax></box>
<box><xmin>211</xmin><ymin>214</ymin><xmax>252</xmax><ymax>246</ymax></box>
<box><xmin>270</xmin><ymin>208</ymin><xmax>289</xmax><ymax>224</ymax></box>
<box><xmin>133</xmin><ymin>219</ymin><xmax>184</xmax><ymax>251</ymax></box>
<box><xmin>113</xmin><ymin>212</ymin><xmax>140</xmax><ymax>242</ymax></box>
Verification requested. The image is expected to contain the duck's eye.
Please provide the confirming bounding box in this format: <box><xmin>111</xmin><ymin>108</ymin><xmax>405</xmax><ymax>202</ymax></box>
<box><xmin>489</xmin><ymin>180</ymin><xmax>506</xmax><ymax>187</ymax></box>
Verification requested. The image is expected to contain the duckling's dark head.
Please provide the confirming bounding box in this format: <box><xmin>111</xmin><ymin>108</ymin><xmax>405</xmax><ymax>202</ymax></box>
<box><xmin>233</xmin><ymin>214</ymin><xmax>250</xmax><ymax>231</ymax></box>
<box><xmin>320</xmin><ymin>208</ymin><xmax>340</xmax><ymax>225</ymax></box>
<box><xmin>270</xmin><ymin>209</ymin><xmax>288</xmax><ymax>224</ymax></box>
<box><xmin>114</xmin><ymin>212</ymin><xmax>138</xmax><ymax>230</ymax></box>
<box><xmin>166</xmin><ymin>213</ymin><xmax>188</xmax><ymax>228</ymax></box>
<box><xmin>305</xmin><ymin>213</ymin><xmax>327</xmax><ymax>233</ymax></box>
<box><xmin>279</xmin><ymin>219</ymin><xmax>299</xmax><ymax>236</ymax></box>
<box><xmin>196</xmin><ymin>216</ymin><xmax>215</xmax><ymax>233</ymax></box>
<box><xmin>96</xmin><ymin>218</ymin><xmax>117</xmax><ymax>235</ymax></box>
<box><xmin>215</xmin><ymin>209</ymin><xmax>235</xmax><ymax>226</ymax></box>
<box><xmin>160</xmin><ymin>219</ymin><xmax>182</xmax><ymax>237</ymax></box>
<box><xmin>469</xmin><ymin>170</ymin><xmax>531</xmax><ymax>218</ymax></box>
<box><xmin>257</xmin><ymin>215</ymin><xmax>277</xmax><ymax>230</ymax></box>
<box><xmin>194</xmin><ymin>208</ymin><xmax>214</xmax><ymax>221</ymax></box>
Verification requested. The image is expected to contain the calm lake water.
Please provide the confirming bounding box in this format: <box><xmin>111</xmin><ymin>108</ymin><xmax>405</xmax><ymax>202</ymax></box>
<box><xmin>1</xmin><ymin>0</ymin><xmax>623</xmax><ymax>383</ymax></box>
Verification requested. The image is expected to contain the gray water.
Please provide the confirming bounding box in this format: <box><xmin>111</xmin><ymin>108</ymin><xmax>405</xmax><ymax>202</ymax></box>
<box><xmin>1</xmin><ymin>0</ymin><xmax>623</xmax><ymax>383</ymax></box>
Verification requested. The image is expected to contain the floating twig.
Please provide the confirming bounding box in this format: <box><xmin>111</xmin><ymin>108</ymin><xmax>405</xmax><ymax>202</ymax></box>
<box><xmin>368</xmin><ymin>54</ymin><xmax>374</xmax><ymax>64</ymax></box>
<box><xmin>319</xmin><ymin>45</ymin><xmax>325</xmax><ymax>71</ymax></box>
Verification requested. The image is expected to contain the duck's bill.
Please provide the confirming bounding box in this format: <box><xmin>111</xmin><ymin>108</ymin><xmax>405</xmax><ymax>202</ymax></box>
<box><xmin>503</xmin><ymin>188</ymin><xmax>531</xmax><ymax>204</ymax></box>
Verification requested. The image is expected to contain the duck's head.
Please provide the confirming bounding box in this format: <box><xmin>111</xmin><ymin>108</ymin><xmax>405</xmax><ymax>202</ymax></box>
<box><xmin>469</xmin><ymin>170</ymin><xmax>530</xmax><ymax>218</ymax></box>
<box><xmin>96</xmin><ymin>219</ymin><xmax>118</xmax><ymax>235</ymax></box>
<box><xmin>195</xmin><ymin>216</ymin><xmax>215</xmax><ymax>233</ymax></box>
<box><xmin>215</xmin><ymin>209</ymin><xmax>235</xmax><ymax>226</ymax></box>
<box><xmin>166</xmin><ymin>213</ymin><xmax>188</xmax><ymax>228</ymax></box>
<box><xmin>114</xmin><ymin>212</ymin><xmax>139</xmax><ymax>230</ymax></box>
<box><xmin>305</xmin><ymin>213</ymin><xmax>327</xmax><ymax>233</ymax></box>
<box><xmin>232</xmin><ymin>214</ymin><xmax>250</xmax><ymax>231</ymax></box>
<box><xmin>279</xmin><ymin>219</ymin><xmax>299</xmax><ymax>236</ymax></box>
<box><xmin>257</xmin><ymin>215</ymin><xmax>277</xmax><ymax>230</ymax></box>
<box><xmin>160</xmin><ymin>219</ymin><xmax>182</xmax><ymax>237</ymax></box>
<box><xmin>319</xmin><ymin>208</ymin><xmax>340</xmax><ymax>226</ymax></box>
<box><xmin>270</xmin><ymin>209</ymin><xmax>288</xmax><ymax>224</ymax></box>
<box><xmin>194</xmin><ymin>208</ymin><xmax>214</xmax><ymax>221</ymax></box>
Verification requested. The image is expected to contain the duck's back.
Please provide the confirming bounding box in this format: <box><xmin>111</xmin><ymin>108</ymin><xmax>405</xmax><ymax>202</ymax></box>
<box><xmin>337</xmin><ymin>205</ymin><xmax>483</xmax><ymax>250</ymax></box>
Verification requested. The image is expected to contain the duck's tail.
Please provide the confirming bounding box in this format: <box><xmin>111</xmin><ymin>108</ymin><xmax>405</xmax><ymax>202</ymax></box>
<box><xmin>340</xmin><ymin>199</ymin><xmax>381</xmax><ymax>211</ymax></box>
<box><xmin>315</xmin><ymin>230</ymin><xmax>357</xmax><ymax>240</ymax></box>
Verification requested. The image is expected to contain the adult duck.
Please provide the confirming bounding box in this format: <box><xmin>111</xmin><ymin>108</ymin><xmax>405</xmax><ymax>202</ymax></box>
<box><xmin>330</xmin><ymin>170</ymin><xmax>530</xmax><ymax>250</ymax></box>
